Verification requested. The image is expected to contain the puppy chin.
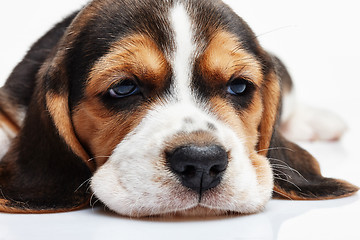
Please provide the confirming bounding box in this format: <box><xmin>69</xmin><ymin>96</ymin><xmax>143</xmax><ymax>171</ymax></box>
<box><xmin>142</xmin><ymin>205</ymin><xmax>266</xmax><ymax>219</ymax></box>
<box><xmin>155</xmin><ymin>206</ymin><xmax>232</xmax><ymax>218</ymax></box>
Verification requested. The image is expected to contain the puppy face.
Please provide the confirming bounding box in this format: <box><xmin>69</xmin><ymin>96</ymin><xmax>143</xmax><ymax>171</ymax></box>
<box><xmin>69</xmin><ymin>0</ymin><xmax>274</xmax><ymax>217</ymax></box>
<box><xmin>1</xmin><ymin>0</ymin><xmax>358</xmax><ymax>216</ymax></box>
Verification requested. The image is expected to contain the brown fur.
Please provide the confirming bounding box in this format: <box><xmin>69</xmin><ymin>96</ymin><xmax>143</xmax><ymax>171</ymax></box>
<box><xmin>199</xmin><ymin>31</ymin><xmax>263</xmax><ymax>88</ymax></box>
<box><xmin>209</xmin><ymin>96</ymin><xmax>261</xmax><ymax>152</ymax></box>
<box><xmin>46</xmin><ymin>92</ymin><xmax>91</xmax><ymax>168</ymax></box>
<box><xmin>0</xmin><ymin>199</ymin><xmax>90</xmax><ymax>214</ymax></box>
<box><xmin>0</xmin><ymin>112</ymin><xmax>20</xmax><ymax>135</ymax></box>
<box><xmin>73</xmin><ymin>100</ymin><xmax>151</xmax><ymax>167</ymax></box>
<box><xmin>88</xmin><ymin>34</ymin><xmax>170</xmax><ymax>96</ymax></box>
<box><xmin>257</xmin><ymin>70</ymin><xmax>281</xmax><ymax>156</ymax></box>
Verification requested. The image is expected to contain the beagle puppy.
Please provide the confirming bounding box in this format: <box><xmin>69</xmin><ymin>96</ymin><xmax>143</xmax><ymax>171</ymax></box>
<box><xmin>0</xmin><ymin>0</ymin><xmax>358</xmax><ymax>217</ymax></box>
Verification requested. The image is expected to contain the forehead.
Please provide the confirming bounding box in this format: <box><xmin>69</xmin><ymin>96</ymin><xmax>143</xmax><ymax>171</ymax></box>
<box><xmin>77</xmin><ymin>0</ymin><xmax>259</xmax><ymax>52</ymax></box>
<box><xmin>67</xmin><ymin>0</ymin><xmax>263</xmax><ymax>105</ymax></box>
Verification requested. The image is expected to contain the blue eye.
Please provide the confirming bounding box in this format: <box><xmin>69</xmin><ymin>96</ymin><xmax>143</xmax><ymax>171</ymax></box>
<box><xmin>109</xmin><ymin>80</ymin><xmax>140</xmax><ymax>98</ymax></box>
<box><xmin>227</xmin><ymin>78</ymin><xmax>248</xmax><ymax>95</ymax></box>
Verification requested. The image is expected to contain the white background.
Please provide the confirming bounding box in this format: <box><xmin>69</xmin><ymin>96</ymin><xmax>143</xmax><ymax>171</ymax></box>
<box><xmin>0</xmin><ymin>0</ymin><xmax>360</xmax><ymax>239</ymax></box>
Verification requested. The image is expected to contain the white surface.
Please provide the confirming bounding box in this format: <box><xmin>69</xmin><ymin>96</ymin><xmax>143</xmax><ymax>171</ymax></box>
<box><xmin>0</xmin><ymin>0</ymin><xmax>360</xmax><ymax>239</ymax></box>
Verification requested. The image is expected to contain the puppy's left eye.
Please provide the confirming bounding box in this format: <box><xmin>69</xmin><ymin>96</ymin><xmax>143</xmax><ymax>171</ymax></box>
<box><xmin>109</xmin><ymin>80</ymin><xmax>140</xmax><ymax>98</ymax></box>
<box><xmin>227</xmin><ymin>78</ymin><xmax>249</xmax><ymax>95</ymax></box>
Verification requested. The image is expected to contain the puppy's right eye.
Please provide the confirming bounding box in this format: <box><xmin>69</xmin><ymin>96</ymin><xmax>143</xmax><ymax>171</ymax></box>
<box><xmin>108</xmin><ymin>80</ymin><xmax>140</xmax><ymax>98</ymax></box>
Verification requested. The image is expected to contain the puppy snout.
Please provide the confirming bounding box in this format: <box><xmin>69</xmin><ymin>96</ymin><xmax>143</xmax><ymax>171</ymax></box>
<box><xmin>167</xmin><ymin>145</ymin><xmax>228</xmax><ymax>195</ymax></box>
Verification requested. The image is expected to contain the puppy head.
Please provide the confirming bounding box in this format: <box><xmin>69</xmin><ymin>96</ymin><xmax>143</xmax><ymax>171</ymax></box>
<box><xmin>69</xmin><ymin>0</ymin><xmax>275</xmax><ymax>216</ymax></box>
<box><xmin>0</xmin><ymin>0</ymin><xmax>357</xmax><ymax>215</ymax></box>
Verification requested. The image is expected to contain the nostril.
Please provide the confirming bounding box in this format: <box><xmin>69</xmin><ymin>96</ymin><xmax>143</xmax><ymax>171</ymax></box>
<box><xmin>209</xmin><ymin>164</ymin><xmax>226</xmax><ymax>177</ymax></box>
<box><xmin>180</xmin><ymin>165</ymin><xmax>196</xmax><ymax>178</ymax></box>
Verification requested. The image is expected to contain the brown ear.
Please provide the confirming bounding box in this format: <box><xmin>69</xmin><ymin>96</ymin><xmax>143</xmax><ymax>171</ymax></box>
<box><xmin>0</xmin><ymin>18</ymin><xmax>96</xmax><ymax>212</ymax></box>
<box><xmin>257</xmin><ymin>54</ymin><xmax>358</xmax><ymax>200</ymax></box>
<box><xmin>0</xmin><ymin>67</ymin><xmax>94</xmax><ymax>213</ymax></box>
<box><xmin>268</xmin><ymin>130</ymin><xmax>359</xmax><ymax>200</ymax></box>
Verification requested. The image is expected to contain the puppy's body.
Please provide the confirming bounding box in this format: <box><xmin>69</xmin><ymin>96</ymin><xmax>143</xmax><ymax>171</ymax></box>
<box><xmin>0</xmin><ymin>0</ymin><xmax>357</xmax><ymax>216</ymax></box>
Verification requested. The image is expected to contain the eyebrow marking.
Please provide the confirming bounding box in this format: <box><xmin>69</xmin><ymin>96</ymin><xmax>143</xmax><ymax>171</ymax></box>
<box><xmin>87</xmin><ymin>34</ymin><xmax>169</xmax><ymax>96</ymax></box>
<box><xmin>198</xmin><ymin>31</ymin><xmax>264</xmax><ymax>87</ymax></box>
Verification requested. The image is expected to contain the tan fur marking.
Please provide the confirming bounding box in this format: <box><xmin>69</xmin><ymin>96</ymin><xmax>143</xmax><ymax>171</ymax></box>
<box><xmin>273</xmin><ymin>184</ymin><xmax>359</xmax><ymax>201</ymax></box>
<box><xmin>199</xmin><ymin>31</ymin><xmax>263</xmax><ymax>87</ymax></box>
<box><xmin>256</xmin><ymin>70</ymin><xmax>281</xmax><ymax>155</ymax></box>
<box><xmin>88</xmin><ymin>34</ymin><xmax>169</xmax><ymax>96</ymax></box>
<box><xmin>0</xmin><ymin>90</ymin><xmax>25</xmax><ymax>128</ymax></box>
<box><xmin>46</xmin><ymin>92</ymin><xmax>93</xmax><ymax>170</ymax></box>
<box><xmin>73</xmin><ymin>100</ymin><xmax>150</xmax><ymax>167</ymax></box>
<box><xmin>250</xmin><ymin>153</ymin><xmax>274</xmax><ymax>189</ymax></box>
<box><xmin>209</xmin><ymin>96</ymin><xmax>262</xmax><ymax>152</ymax></box>
<box><xmin>0</xmin><ymin>199</ymin><xmax>90</xmax><ymax>214</ymax></box>
<box><xmin>0</xmin><ymin>112</ymin><xmax>20</xmax><ymax>135</ymax></box>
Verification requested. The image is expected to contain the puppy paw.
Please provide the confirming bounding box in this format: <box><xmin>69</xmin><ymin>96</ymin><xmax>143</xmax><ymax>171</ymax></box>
<box><xmin>280</xmin><ymin>104</ymin><xmax>347</xmax><ymax>142</ymax></box>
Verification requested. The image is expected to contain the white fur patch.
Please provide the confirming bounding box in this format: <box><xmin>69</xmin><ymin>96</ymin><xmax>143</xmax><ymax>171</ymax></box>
<box><xmin>169</xmin><ymin>3</ymin><xmax>196</xmax><ymax>102</ymax></box>
<box><xmin>90</xmin><ymin>3</ymin><xmax>273</xmax><ymax>217</ymax></box>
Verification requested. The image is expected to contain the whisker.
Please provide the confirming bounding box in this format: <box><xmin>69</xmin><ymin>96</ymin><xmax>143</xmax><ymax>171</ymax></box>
<box><xmin>253</xmin><ymin>25</ymin><xmax>295</xmax><ymax>40</ymax></box>
<box><xmin>273</xmin><ymin>189</ymin><xmax>293</xmax><ymax>200</ymax></box>
<box><xmin>272</xmin><ymin>164</ymin><xmax>295</xmax><ymax>177</ymax></box>
<box><xmin>273</xmin><ymin>176</ymin><xmax>301</xmax><ymax>191</ymax></box>
<box><xmin>90</xmin><ymin>193</ymin><xmax>97</xmax><ymax>209</ymax></box>
<box><xmin>74</xmin><ymin>178</ymin><xmax>92</xmax><ymax>193</ymax></box>
<box><xmin>87</xmin><ymin>155</ymin><xmax>112</xmax><ymax>162</ymax></box>
<box><xmin>272</xmin><ymin>168</ymin><xmax>292</xmax><ymax>180</ymax></box>
<box><xmin>269</xmin><ymin>158</ymin><xmax>309</xmax><ymax>182</ymax></box>
<box><xmin>257</xmin><ymin>147</ymin><xmax>294</xmax><ymax>154</ymax></box>
<box><xmin>91</xmin><ymin>199</ymin><xmax>101</xmax><ymax>211</ymax></box>
<box><xmin>0</xmin><ymin>189</ymin><xmax>9</xmax><ymax>201</ymax></box>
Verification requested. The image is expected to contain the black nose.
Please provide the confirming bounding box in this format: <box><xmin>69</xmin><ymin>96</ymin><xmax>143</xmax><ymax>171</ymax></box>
<box><xmin>167</xmin><ymin>145</ymin><xmax>228</xmax><ymax>195</ymax></box>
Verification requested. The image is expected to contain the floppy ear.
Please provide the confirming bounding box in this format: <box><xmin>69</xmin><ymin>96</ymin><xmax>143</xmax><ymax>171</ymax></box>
<box><xmin>0</xmin><ymin>70</ymin><xmax>94</xmax><ymax>213</ymax></box>
<box><xmin>0</xmin><ymin>44</ymin><xmax>95</xmax><ymax>213</ymax></box>
<box><xmin>268</xmin><ymin>131</ymin><xmax>359</xmax><ymax>199</ymax></box>
<box><xmin>257</xmin><ymin>54</ymin><xmax>358</xmax><ymax>200</ymax></box>
<box><xmin>0</xmin><ymin>68</ymin><xmax>94</xmax><ymax>213</ymax></box>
